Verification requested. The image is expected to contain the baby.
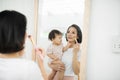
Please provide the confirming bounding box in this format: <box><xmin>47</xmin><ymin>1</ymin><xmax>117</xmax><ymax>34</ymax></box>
<box><xmin>46</xmin><ymin>29</ymin><xmax>69</xmax><ymax>80</ymax></box>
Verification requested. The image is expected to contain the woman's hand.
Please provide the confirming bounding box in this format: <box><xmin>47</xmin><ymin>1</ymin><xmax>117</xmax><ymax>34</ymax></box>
<box><xmin>49</xmin><ymin>59</ymin><xmax>65</xmax><ymax>72</ymax></box>
<box><xmin>35</xmin><ymin>48</ymin><xmax>48</xmax><ymax>80</ymax></box>
<box><xmin>32</xmin><ymin>47</ymin><xmax>45</xmax><ymax>62</ymax></box>
<box><xmin>73</xmin><ymin>42</ymin><xmax>80</xmax><ymax>54</ymax></box>
<box><xmin>35</xmin><ymin>47</ymin><xmax>45</xmax><ymax>61</ymax></box>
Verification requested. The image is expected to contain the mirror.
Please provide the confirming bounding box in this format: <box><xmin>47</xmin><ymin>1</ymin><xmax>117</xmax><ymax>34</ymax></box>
<box><xmin>36</xmin><ymin>0</ymin><xmax>90</xmax><ymax>80</ymax></box>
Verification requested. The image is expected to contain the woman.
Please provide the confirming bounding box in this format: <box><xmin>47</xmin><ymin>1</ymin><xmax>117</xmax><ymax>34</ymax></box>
<box><xmin>49</xmin><ymin>24</ymin><xmax>82</xmax><ymax>80</ymax></box>
<box><xmin>0</xmin><ymin>10</ymin><xmax>44</xmax><ymax>80</ymax></box>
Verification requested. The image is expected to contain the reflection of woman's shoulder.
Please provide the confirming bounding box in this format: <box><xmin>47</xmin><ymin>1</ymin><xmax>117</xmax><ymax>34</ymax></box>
<box><xmin>64</xmin><ymin>48</ymin><xmax>73</xmax><ymax>53</ymax></box>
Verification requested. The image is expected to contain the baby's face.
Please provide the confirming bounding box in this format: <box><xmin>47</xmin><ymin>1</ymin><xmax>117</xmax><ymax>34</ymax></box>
<box><xmin>52</xmin><ymin>34</ymin><xmax>62</xmax><ymax>45</ymax></box>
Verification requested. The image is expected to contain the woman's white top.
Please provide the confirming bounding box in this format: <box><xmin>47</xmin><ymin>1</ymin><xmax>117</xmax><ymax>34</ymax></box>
<box><xmin>0</xmin><ymin>58</ymin><xmax>43</xmax><ymax>80</ymax></box>
<box><xmin>62</xmin><ymin>48</ymin><xmax>81</xmax><ymax>76</ymax></box>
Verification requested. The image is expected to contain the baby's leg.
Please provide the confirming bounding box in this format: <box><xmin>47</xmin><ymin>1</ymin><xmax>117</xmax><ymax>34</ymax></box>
<box><xmin>53</xmin><ymin>62</ymin><xmax>65</xmax><ymax>80</ymax></box>
<box><xmin>48</xmin><ymin>70</ymin><xmax>56</xmax><ymax>80</ymax></box>
<box><xmin>56</xmin><ymin>70</ymin><xmax>64</xmax><ymax>80</ymax></box>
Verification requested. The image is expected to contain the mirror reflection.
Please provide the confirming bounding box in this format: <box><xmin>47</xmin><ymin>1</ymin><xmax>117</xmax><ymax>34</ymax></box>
<box><xmin>37</xmin><ymin>0</ymin><xmax>85</xmax><ymax>80</ymax></box>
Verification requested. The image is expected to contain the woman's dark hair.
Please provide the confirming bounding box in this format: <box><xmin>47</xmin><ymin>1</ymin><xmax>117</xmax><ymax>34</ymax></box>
<box><xmin>0</xmin><ymin>10</ymin><xmax>27</xmax><ymax>54</ymax></box>
<box><xmin>66</xmin><ymin>24</ymin><xmax>82</xmax><ymax>43</ymax></box>
<box><xmin>48</xmin><ymin>29</ymin><xmax>62</xmax><ymax>41</ymax></box>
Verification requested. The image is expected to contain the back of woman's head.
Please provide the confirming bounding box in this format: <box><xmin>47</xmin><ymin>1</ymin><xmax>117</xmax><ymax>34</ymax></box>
<box><xmin>0</xmin><ymin>10</ymin><xmax>27</xmax><ymax>54</ymax></box>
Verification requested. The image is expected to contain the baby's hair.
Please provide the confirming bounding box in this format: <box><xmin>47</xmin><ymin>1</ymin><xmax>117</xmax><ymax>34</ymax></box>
<box><xmin>48</xmin><ymin>29</ymin><xmax>62</xmax><ymax>41</ymax></box>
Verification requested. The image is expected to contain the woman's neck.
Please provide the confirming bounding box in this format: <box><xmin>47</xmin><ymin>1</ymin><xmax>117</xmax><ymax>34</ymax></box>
<box><xmin>0</xmin><ymin>50</ymin><xmax>24</xmax><ymax>58</ymax></box>
<box><xmin>68</xmin><ymin>41</ymin><xmax>75</xmax><ymax>48</ymax></box>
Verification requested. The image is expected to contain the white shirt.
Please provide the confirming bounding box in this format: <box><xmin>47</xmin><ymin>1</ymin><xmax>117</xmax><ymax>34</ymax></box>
<box><xmin>0</xmin><ymin>58</ymin><xmax>43</xmax><ymax>80</ymax></box>
<box><xmin>62</xmin><ymin>48</ymin><xmax>81</xmax><ymax>76</ymax></box>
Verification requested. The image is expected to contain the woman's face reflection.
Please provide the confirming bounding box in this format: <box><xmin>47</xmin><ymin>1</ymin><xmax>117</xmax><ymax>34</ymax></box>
<box><xmin>66</xmin><ymin>27</ymin><xmax>78</xmax><ymax>42</ymax></box>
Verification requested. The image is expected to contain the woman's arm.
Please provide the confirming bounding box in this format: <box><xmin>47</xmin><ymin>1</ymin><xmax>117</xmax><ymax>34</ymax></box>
<box><xmin>35</xmin><ymin>48</ymin><xmax>48</xmax><ymax>80</ymax></box>
<box><xmin>48</xmin><ymin>60</ymin><xmax>65</xmax><ymax>72</ymax></box>
<box><xmin>72</xmin><ymin>44</ymin><xmax>80</xmax><ymax>75</ymax></box>
<box><xmin>37</xmin><ymin>56</ymin><xmax>48</xmax><ymax>80</ymax></box>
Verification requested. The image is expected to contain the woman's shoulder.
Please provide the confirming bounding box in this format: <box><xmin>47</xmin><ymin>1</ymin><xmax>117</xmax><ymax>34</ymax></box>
<box><xmin>64</xmin><ymin>47</ymin><xmax>81</xmax><ymax>54</ymax></box>
<box><xmin>2</xmin><ymin>58</ymin><xmax>38</xmax><ymax>68</ymax></box>
<box><xmin>0</xmin><ymin>58</ymin><xmax>43</xmax><ymax>80</ymax></box>
<box><xmin>18</xmin><ymin>59</ymin><xmax>38</xmax><ymax>66</ymax></box>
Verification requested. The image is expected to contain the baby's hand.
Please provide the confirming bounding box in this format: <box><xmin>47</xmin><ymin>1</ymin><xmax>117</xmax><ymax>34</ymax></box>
<box><xmin>66</xmin><ymin>42</ymin><xmax>71</xmax><ymax>48</ymax></box>
<box><xmin>63</xmin><ymin>42</ymin><xmax>71</xmax><ymax>52</ymax></box>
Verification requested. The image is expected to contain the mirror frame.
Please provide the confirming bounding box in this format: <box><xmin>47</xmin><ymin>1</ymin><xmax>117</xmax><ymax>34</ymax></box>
<box><xmin>80</xmin><ymin>0</ymin><xmax>90</xmax><ymax>80</ymax></box>
<box><xmin>34</xmin><ymin>0</ymin><xmax>90</xmax><ymax>80</ymax></box>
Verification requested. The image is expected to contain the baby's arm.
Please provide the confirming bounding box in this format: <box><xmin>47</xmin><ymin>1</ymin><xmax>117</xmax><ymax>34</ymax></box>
<box><xmin>63</xmin><ymin>46</ymin><xmax>69</xmax><ymax>52</ymax></box>
<box><xmin>62</xmin><ymin>42</ymin><xmax>71</xmax><ymax>52</ymax></box>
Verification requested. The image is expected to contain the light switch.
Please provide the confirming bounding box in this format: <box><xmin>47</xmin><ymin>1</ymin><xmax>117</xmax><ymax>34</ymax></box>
<box><xmin>112</xmin><ymin>36</ymin><xmax>120</xmax><ymax>53</ymax></box>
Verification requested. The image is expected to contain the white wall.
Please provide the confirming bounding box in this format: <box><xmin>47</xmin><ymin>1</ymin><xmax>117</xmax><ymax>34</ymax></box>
<box><xmin>87</xmin><ymin>0</ymin><xmax>120</xmax><ymax>80</ymax></box>
<box><xmin>0</xmin><ymin>0</ymin><xmax>35</xmax><ymax>59</ymax></box>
